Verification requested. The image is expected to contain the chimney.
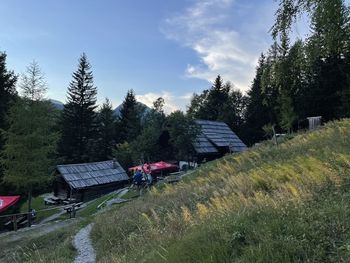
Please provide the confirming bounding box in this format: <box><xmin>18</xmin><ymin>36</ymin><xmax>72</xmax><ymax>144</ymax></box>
<box><xmin>112</xmin><ymin>158</ymin><xmax>117</xmax><ymax>169</ymax></box>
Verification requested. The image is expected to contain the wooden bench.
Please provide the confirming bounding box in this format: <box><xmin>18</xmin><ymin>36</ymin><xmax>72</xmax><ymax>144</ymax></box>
<box><xmin>44</xmin><ymin>198</ymin><xmax>57</xmax><ymax>205</ymax></box>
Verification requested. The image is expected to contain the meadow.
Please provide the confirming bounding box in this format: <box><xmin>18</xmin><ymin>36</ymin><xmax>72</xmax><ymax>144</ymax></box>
<box><xmin>91</xmin><ymin>119</ymin><xmax>350</xmax><ymax>262</ymax></box>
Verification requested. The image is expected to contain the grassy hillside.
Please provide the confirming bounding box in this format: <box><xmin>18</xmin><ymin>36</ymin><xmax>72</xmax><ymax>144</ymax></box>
<box><xmin>91</xmin><ymin>119</ymin><xmax>350</xmax><ymax>262</ymax></box>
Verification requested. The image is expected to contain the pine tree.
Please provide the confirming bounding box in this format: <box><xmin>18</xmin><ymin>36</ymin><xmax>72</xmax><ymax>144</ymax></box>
<box><xmin>217</xmin><ymin>82</ymin><xmax>247</xmax><ymax>134</ymax></box>
<box><xmin>0</xmin><ymin>51</ymin><xmax>17</xmax><ymax>131</ymax></box>
<box><xmin>95</xmin><ymin>98</ymin><xmax>117</xmax><ymax>160</ymax></box>
<box><xmin>244</xmin><ymin>54</ymin><xmax>272</xmax><ymax>144</ymax></box>
<box><xmin>118</xmin><ymin>90</ymin><xmax>141</xmax><ymax>142</ymax></box>
<box><xmin>205</xmin><ymin>75</ymin><xmax>230</xmax><ymax>120</ymax></box>
<box><xmin>2</xmin><ymin>62</ymin><xmax>58</xmax><ymax>223</ymax></box>
<box><xmin>0</xmin><ymin>51</ymin><xmax>17</xmax><ymax>194</ymax></box>
<box><xmin>58</xmin><ymin>53</ymin><xmax>98</xmax><ymax>163</ymax></box>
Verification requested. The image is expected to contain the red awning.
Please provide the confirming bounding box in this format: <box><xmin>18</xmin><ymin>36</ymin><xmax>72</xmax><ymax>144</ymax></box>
<box><xmin>129</xmin><ymin>161</ymin><xmax>178</xmax><ymax>174</ymax></box>
<box><xmin>0</xmin><ymin>196</ymin><xmax>20</xmax><ymax>213</ymax></box>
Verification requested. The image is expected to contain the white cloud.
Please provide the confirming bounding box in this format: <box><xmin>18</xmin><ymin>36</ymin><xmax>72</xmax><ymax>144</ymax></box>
<box><xmin>136</xmin><ymin>91</ymin><xmax>192</xmax><ymax>114</ymax></box>
<box><xmin>161</xmin><ymin>0</ymin><xmax>272</xmax><ymax>92</ymax></box>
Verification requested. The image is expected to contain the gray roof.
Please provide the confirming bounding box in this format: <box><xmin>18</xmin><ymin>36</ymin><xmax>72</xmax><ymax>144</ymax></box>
<box><xmin>57</xmin><ymin>160</ymin><xmax>129</xmax><ymax>189</ymax></box>
<box><xmin>194</xmin><ymin>120</ymin><xmax>247</xmax><ymax>154</ymax></box>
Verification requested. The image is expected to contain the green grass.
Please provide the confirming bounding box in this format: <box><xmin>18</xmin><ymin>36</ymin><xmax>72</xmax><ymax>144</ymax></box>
<box><xmin>121</xmin><ymin>189</ymin><xmax>139</xmax><ymax>199</ymax></box>
<box><xmin>6</xmin><ymin>120</ymin><xmax>350</xmax><ymax>262</ymax></box>
<box><xmin>20</xmin><ymin>195</ymin><xmax>59</xmax><ymax>223</ymax></box>
<box><xmin>0</xmin><ymin>224</ymin><xmax>77</xmax><ymax>263</ymax></box>
<box><xmin>77</xmin><ymin>191</ymin><xmax>123</xmax><ymax>218</ymax></box>
<box><xmin>90</xmin><ymin>119</ymin><xmax>350</xmax><ymax>262</ymax></box>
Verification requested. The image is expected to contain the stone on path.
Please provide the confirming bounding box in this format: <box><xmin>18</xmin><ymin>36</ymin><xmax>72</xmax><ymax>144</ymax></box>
<box><xmin>73</xmin><ymin>223</ymin><xmax>96</xmax><ymax>263</ymax></box>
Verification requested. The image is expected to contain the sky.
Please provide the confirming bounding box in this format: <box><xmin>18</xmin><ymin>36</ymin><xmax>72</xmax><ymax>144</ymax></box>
<box><xmin>0</xmin><ymin>0</ymin><xmax>311</xmax><ymax>113</ymax></box>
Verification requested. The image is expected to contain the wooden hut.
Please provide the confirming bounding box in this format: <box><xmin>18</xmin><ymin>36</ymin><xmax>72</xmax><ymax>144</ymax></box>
<box><xmin>53</xmin><ymin>160</ymin><xmax>129</xmax><ymax>201</ymax></box>
<box><xmin>193</xmin><ymin>120</ymin><xmax>247</xmax><ymax>161</ymax></box>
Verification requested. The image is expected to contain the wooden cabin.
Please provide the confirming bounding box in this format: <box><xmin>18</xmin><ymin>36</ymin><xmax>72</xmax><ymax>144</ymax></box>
<box><xmin>193</xmin><ymin>120</ymin><xmax>247</xmax><ymax>162</ymax></box>
<box><xmin>53</xmin><ymin>160</ymin><xmax>129</xmax><ymax>201</ymax></box>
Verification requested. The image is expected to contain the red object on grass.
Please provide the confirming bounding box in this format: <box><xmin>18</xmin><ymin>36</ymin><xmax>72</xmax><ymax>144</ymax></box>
<box><xmin>129</xmin><ymin>161</ymin><xmax>178</xmax><ymax>174</ymax></box>
<box><xmin>0</xmin><ymin>196</ymin><xmax>20</xmax><ymax>213</ymax></box>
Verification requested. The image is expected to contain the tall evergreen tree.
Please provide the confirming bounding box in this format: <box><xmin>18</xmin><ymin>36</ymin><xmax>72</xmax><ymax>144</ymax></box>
<box><xmin>118</xmin><ymin>90</ymin><xmax>141</xmax><ymax>142</ymax></box>
<box><xmin>244</xmin><ymin>54</ymin><xmax>272</xmax><ymax>144</ymax></box>
<box><xmin>58</xmin><ymin>53</ymin><xmax>98</xmax><ymax>163</ymax></box>
<box><xmin>0</xmin><ymin>51</ymin><xmax>17</xmax><ymax>194</ymax></box>
<box><xmin>2</xmin><ymin>62</ymin><xmax>58</xmax><ymax>223</ymax></box>
<box><xmin>0</xmin><ymin>51</ymin><xmax>17</xmax><ymax>131</ymax></box>
<box><xmin>204</xmin><ymin>75</ymin><xmax>230</xmax><ymax>120</ymax></box>
<box><xmin>95</xmin><ymin>98</ymin><xmax>117</xmax><ymax>161</ymax></box>
<box><xmin>217</xmin><ymin>82</ymin><xmax>247</xmax><ymax>134</ymax></box>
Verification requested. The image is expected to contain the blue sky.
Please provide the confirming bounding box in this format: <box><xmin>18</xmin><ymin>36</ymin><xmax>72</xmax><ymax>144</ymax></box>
<box><xmin>0</xmin><ymin>0</ymin><xmax>310</xmax><ymax>113</ymax></box>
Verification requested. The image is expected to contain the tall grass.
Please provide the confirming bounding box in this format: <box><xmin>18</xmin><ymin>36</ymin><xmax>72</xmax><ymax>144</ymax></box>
<box><xmin>1</xmin><ymin>226</ymin><xmax>76</xmax><ymax>263</ymax></box>
<box><xmin>92</xmin><ymin>119</ymin><xmax>350</xmax><ymax>262</ymax></box>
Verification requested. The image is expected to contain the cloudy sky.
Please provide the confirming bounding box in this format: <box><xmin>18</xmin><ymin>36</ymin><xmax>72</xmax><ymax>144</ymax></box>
<box><xmin>0</xmin><ymin>0</ymin><xmax>310</xmax><ymax>113</ymax></box>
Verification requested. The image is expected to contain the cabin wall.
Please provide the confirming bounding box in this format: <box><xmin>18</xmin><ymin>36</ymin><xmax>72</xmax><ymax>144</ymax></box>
<box><xmin>54</xmin><ymin>175</ymin><xmax>71</xmax><ymax>199</ymax></box>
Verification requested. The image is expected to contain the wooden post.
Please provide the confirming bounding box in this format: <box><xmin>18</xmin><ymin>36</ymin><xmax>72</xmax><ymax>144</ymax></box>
<box><xmin>72</xmin><ymin>204</ymin><xmax>76</xmax><ymax>218</ymax></box>
<box><xmin>272</xmin><ymin>125</ymin><xmax>278</xmax><ymax>146</ymax></box>
<box><xmin>13</xmin><ymin>215</ymin><xmax>17</xmax><ymax>231</ymax></box>
<box><xmin>27</xmin><ymin>212</ymin><xmax>32</xmax><ymax>227</ymax></box>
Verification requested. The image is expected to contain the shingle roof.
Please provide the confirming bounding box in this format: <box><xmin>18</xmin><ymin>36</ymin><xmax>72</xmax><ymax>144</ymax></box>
<box><xmin>57</xmin><ymin>160</ymin><xmax>129</xmax><ymax>189</ymax></box>
<box><xmin>194</xmin><ymin>120</ymin><xmax>247</xmax><ymax>154</ymax></box>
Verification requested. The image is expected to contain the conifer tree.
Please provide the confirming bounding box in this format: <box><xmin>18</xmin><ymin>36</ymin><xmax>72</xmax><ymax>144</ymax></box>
<box><xmin>204</xmin><ymin>75</ymin><xmax>230</xmax><ymax>120</ymax></box>
<box><xmin>58</xmin><ymin>53</ymin><xmax>98</xmax><ymax>163</ymax></box>
<box><xmin>118</xmin><ymin>90</ymin><xmax>141</xmax><ymax>142</ymax></box>
<box><xmin>0</xmin><ymin>51</ymin><xmax>17</xmax><ymax>194</ymax></box>
<box><xmin>2</xmin><ymin>62</ymin><xmax>58</xmax><ymax>223</ymax></box>
<box><xmin>244</xmin><ymin>54</ymin><xmax>272</xmax><ymax>144</ymax></box>
<box><xmin>0</xmin><ymin>51</ymin><xmax>17</xmax><ymax>131</ymax></box>
<box><xmin>95</xmin><ymin>98</ymin><xmax>117</xmax><ymax>160</ymax></box>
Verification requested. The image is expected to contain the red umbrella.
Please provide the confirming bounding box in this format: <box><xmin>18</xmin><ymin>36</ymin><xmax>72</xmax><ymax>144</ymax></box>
<box><xmin>0</xmin><ymin>196</ymin><xmax>20</xmax><ymax>213</ymax></box>
<box><xmin>129</xmin><ymin>161</ymin><xmax>178</xmax><ymax>174</ymax></box>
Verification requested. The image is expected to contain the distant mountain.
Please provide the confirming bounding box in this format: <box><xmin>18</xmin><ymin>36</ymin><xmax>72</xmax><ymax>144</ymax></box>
<box><xmin>49</xmin><ymin>99</ymin><xmax>152</xmax><ymax>119</ymax></box>
<box><xmin>114</xmin><ymin>102</ymin><xmax>151</xmax><ymax>119</ymax></box>
<box><xmin>50</xmin><ymin>99</ymin><xmax>64</xmax><ymax>110</ymax></box>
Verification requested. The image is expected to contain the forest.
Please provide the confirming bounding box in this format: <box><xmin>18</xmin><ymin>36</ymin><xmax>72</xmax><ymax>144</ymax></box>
<box><xmin>0</xmin><ymin>0</ymin><xmax>349</xmax><ymax>211</ymax></box>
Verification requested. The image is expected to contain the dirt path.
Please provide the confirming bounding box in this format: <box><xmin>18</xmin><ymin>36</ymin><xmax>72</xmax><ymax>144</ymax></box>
<box><xmin>73</xmin><ymin>223</ymin><xmax>96</xmax><ymax>263</ymax></box>
<box><xmin>72</xmin><ymin>187</ymin><xmax>130</xmax><ymax>263</ymax></box>
<box><xmin>40</xmin><ymin>208</ymin><xmax>66</xmax><ymax>224</ymax></box>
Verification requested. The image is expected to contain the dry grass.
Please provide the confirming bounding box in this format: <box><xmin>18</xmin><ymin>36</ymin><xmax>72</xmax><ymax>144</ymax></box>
<box><xmin>88</xmin><ymin>119</ymin><xmax>350</xmax><ymax>262</ymax></box>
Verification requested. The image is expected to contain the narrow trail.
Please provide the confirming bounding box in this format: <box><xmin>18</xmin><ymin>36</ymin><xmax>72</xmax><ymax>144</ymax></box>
<box><xmin>72</xmin><ymin>187</ymin><xmax>129</xmax><ymax>263</ymax></box>
<box><xmin>73</xmin><ymin>223</ymin><xmax>96</xmax><ymax>263</ymax></box>
<box><xmin>40</xmin><ymin>208</ymin><xmax>65</xmax><ymax>224</ymax></box>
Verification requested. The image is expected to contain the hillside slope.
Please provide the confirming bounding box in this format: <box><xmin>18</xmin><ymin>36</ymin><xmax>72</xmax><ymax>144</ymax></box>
<box><xmin>92</xmin><ymin>120</ymin><xmax>350</xmax><ymax>262</ymax></box>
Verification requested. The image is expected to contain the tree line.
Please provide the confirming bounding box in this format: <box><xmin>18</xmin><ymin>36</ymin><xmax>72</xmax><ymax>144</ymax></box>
<box><xmin>188</xmin><ymin>0</ymin><xmax>350</xmax><ymax>145</ymax></box>
<box><xmin>0</xmin><ymin>53</ymin><xmax>198</xmax><ymax>206</ymax></box>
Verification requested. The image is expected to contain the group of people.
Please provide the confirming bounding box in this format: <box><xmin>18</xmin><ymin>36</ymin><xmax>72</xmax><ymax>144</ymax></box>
<box><xmin>132</xmin><ymin>164</ymin><xmax>154</xmax><ymax>188</ymax></box>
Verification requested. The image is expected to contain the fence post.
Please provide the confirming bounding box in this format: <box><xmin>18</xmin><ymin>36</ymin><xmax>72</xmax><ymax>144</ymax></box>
<box><xmin>72</xmin><ymin>204</ymin><xmax>76</xmax><ymax>218</ymax></box>
<box><xmin>13</xmin><ymin>215</ymin><xmax>17</xmax><ymax>231</ymax></box>
<box><xmin>27</xmin><ymin>212</ymin><xmax>32</xmax><ymax>227</ymax></box>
